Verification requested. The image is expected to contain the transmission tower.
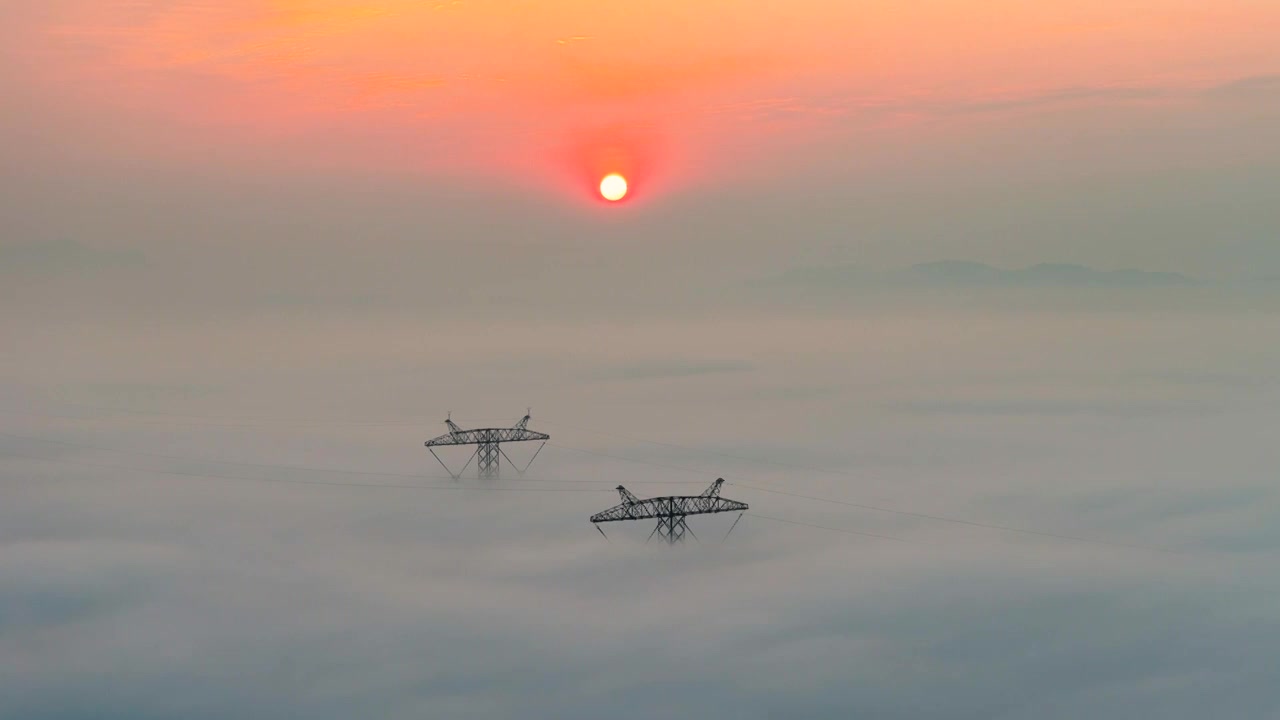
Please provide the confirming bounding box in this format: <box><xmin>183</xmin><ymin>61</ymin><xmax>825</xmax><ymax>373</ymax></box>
<box><xmin>424</xmin><ymin>411</ymin><xmax>549</xmax><ymax>479</ymax></box>
<box><xmin>590</xmin><ymin>478</ymin><xmax>748</xmax><ymax>544</ymax></box>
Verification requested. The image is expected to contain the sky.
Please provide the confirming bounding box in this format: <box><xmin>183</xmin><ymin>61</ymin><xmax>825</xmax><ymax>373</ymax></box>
<box><xmin>3</xmin><ymin>1</ymin><xmax>1280</xmax><ymax>718</ymax></box>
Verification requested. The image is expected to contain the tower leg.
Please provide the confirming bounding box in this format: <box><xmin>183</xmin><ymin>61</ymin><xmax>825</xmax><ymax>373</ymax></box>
<box><xmin>656</xmin><ymin>515</ymin><xmax>688</xmax><ymax>545</ymax></box>
<box><xmin>478</xmin><ymin>441</ymin><xmax>500</xmax><ymax>479</ymax></box>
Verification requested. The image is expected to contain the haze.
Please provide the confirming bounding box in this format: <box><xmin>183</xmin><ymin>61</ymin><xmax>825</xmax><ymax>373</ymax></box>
<box><xmin>2</xmin><ymin>2</ymin><xmax>1279</xmax><ymax>718</ymax></box>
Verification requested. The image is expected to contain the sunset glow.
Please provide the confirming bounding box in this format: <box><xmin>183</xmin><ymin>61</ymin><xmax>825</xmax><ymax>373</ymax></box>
<box><xmin>8</xmin><ymin>1</ymin><xmax>1280</xmax><ymax>206</ymax></box>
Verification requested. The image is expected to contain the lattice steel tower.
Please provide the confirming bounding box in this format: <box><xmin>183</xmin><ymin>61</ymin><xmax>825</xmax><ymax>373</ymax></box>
<box><xmin>424</xmin><ymin>411</ymin><xmax>549</xmax><ymax>479</ymax></box>
<box><xmin>590</xmin><ymin>478</ymin><xmax>748</xmax><ymax>544</ymax></box>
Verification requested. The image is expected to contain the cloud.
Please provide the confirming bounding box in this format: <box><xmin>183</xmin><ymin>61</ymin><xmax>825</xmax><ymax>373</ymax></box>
<box><xmin>710</xmin><ymin>84</ymin><xmax>1169</xmax><ymax>127</ymax></box>
<box><xmin>544</xmin><ymin>50</ymin><xmax>783</xmax><ymax>108</ymax></box>
<box><xmin>721</xmin><ymin>73</ymin><xmax>1274</xmax><ymax>128</ymax></box>
<box><xmin>0</xmin><ymin>238</ymin><xmax>145</xmax><ymax>274</ymax></box>
<box><xmin>591</xmin><ymin>361</ymin><xmax>754</xmax><ymax>382</ymax></box>
<box><xmin>892</xmin><ymin>398</ymin><xmax>1217</xmax><ymax>419</ymax></box>
<box><xmin>931</xmin><ymin>85</ymin><xmax>1170</xmax><ymax>116</ymax></box>
<box><xmin>757</xmin><ymin>261</ymin><xmax>1196</xmax><ymax>292</ymax></box>
<box><xmin>1203</xmin><ymin>74</ymin><xmax>1280</xmax><ymax>101</ymax></box>
<box><xmin>0</xmin><ymin>540</ymin><xmax>179</xmax><ymax>633</ymax></box>
<box><xmin>1</xmin><ymin>468</ymin><xmax>1275</xmax><ymax>720</ymax></box>
<box><xmin>908</xmin><ymin>261</ymin><xmax>1196</xmax><ymax>287</ymax></box>
<box><xmin>2</xmin><ymin>297</ymin><xmax>1279</xmax><ymax>718</ymax></box>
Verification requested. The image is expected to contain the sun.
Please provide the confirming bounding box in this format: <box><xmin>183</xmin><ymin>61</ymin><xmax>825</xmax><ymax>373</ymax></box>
<box><xmin>599</xmin><ymin>173</ymin><xmax>628</xmax><ymax>202</ymax></box>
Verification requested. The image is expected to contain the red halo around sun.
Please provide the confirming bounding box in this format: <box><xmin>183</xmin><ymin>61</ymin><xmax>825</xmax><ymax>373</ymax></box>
<box><xmin>554</xmin><ymin>124</ymin><xmax>668</xmax><ymax>206</ymax></box>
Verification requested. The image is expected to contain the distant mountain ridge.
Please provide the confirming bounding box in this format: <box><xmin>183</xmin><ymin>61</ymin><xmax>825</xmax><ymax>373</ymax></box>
<box><xmin>764</xmin><ymin>261</ymin><xmax>1197</xmax><ymax>289</ymax></box>
<box><xmin>905</xmin><ymin>261</ymin><xmax>1195</xmax><ymax>287</ymax></box>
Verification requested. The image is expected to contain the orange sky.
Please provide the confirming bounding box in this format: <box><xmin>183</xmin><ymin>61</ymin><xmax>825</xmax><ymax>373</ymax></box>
<box><xmin>12</xmin><ymin>0</ymin><xmax>1280</xmax><ymax>203</ymax></box>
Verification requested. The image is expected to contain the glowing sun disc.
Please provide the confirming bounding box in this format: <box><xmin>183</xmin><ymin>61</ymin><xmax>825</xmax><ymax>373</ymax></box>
<box><xmin>599</xmin><ymin>173</ymin><xmax>628</xmax><ymax>201</ymax></box>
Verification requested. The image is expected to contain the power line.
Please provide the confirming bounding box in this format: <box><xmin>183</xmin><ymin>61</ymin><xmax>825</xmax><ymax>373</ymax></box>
<box><xmin>12</xmin><ymin>405</ymin><xmax>885</xmax><ymax>491</ymax></box>
<box><xmin>553</xmin><ymin>442</ymin><xmax>1161</xmax><ymax>552</ymax></box>
<box><xmin>0</xmin><ymin>431</ymin><xmax>442</xmax><ymax>479</ymax></box>
<box><xmin>547</xmin><ymin>442</ymin><xmax>713</xmax><ymax>478</ymax></box>
<box><xmin>0</xmin><ymin>409</ymin><xmax>373</xmax><ymax>430</ymax></box>
<box><xmin>546</xmin><ymin>441</ymin><xmax>899</xmax><ymax>504</ymax></box>
<box><xmin>745</xmin><ymin>513</ymin><xmax>916</xmax><ymax>544</ymax></box>
<box><xmin>2</xmin><ymin>449</ymin><xmax>936</xmax><ymax>542</ymax></box>
<box><xmin>2</xmin><ymin>449</ymin><xmax>608</xmax><ymax>494</ymax></box>
<box><xmin>730</xmin><ymin>482</ymin><xmax>1184</xmax><ymax>555</ymax></box>
<box><xmin>541</xmin><ymin>418</ymin><xmax>868</xmax><ymax>481</ymax></box>
<box><xmin>7</xmin><ymin>404</ymin><xmax>445</xmax><ymax>427</ymax></box>
<box><xmin>0</xmin><ymin>429</ymin><xmax>1187</xmax><ymax>555</ymax></box>
<box><xmin>548</xmin><ymin>431</ymin><xmax>1186</xmax><ymax>555</ymax></box>
<box><xmin>11</xmin><ymin>406</ymin><xmax>875</xmax><ymax>487</ymax></box>
<box><xmin>0</xmin><ymin>405</ymin><xmax>514</xmax><ymax>428</ymax></box>
<box><xmin>0</xmin><ymin>433</ymin><xmax>701</xmax><ymax>486</ymax></box>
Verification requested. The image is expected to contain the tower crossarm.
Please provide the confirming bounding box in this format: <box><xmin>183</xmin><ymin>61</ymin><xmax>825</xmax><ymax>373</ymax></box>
<box><xmin>425</xmin><ymin>427</ymin><xmax>550</xmax><ymax>446</ymax></box>
<box><xmin>424</xmin><ymin>412</ymin><xmax>550</xmax><ymax>479</ymax></box>
<box><xmin>590</xmin><ymin>491</ymin><xmax>748</xmax><ymax>523</ymax></box>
